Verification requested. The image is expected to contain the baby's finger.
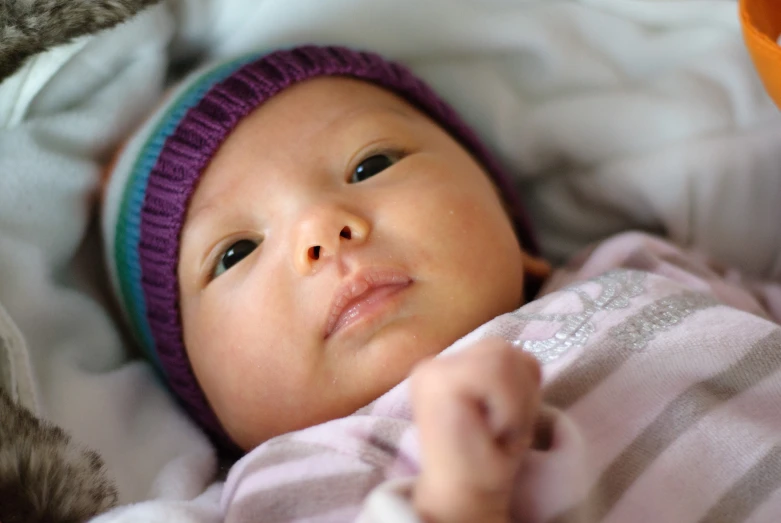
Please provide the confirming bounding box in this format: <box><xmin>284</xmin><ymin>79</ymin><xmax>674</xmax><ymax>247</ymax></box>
<box><xmin>412</xmin><ymin>362</ymin><xmax>503</xmax><ymax>485</ymax></box>
<box><xmin>490</xmin><ymin>350</ymin><xmax>542</xmax><ymax>455</ymax></box>
<box><xmin>414</xmin><ymin>383</ymin><xmax>511</xmax><ymax>507</ymax></box>
<box><xmin>453</xmin><ymin>340</ymin><xmax>541</xmax><ymax>452</ymax></box>
<box><xmin>411</xmin><ymin>341</ymin><xmax>541</xmax><ymax>483</ymax></box>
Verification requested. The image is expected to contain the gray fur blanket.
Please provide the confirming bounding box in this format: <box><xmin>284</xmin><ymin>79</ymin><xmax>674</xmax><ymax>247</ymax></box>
<box><xmin>0</xmin><ymin>2</ymin><xmax>160</xmax><ymax>520</ymax></box>
<box><xmin>0</xmin><ymin>389</ymin><xmax>118</xmax><ymax>523</ymax></box>
<box><xmin>0</xmin><ymin>0</ymin><xmax>160</xmax><ymax>81</ymax></box>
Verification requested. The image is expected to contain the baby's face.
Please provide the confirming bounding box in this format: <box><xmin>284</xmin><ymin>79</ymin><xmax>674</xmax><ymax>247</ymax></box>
<box><xmin>178</xmin><ymin>77</ymin><xmax>525</xmax><ymax>450</ymax></box>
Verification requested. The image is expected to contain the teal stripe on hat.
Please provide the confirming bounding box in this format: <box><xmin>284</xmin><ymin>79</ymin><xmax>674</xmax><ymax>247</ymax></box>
<box><xmin>114</xmin><ymin>52</ymin><xmax>263</xmax><ymax>370</ymax></box>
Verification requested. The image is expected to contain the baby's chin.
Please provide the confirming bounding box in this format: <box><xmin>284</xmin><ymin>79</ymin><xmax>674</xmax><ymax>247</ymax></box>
<box><xmin>208</xmin><ymin>292</ymin><xmax>513</xmax><ymax>451</ymax></box>
<box><xmin>221</xmin><ymin>354</ymin><xmax>436</xmax><ymax>451</ymax></box>
<box><xmin>223</xmin><ymin>380</ymin><xmax>404</xmax><ymax>451</ymax></box>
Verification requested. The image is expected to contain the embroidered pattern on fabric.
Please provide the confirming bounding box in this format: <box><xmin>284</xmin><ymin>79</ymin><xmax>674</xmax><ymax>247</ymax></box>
<box><xmin>608</xmin><ymin>291</ymin><xmax>718</xmax><ymax>350</ymax></box>
<box><xmin>511</xmin><ymin>270</ymin><xmax>647</xmax><ymax>363</ymax></box>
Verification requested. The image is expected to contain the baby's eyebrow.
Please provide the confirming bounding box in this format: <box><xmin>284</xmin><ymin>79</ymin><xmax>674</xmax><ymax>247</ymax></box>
<box><xmin>184</xmin><ymin>202</ymin><xmax>220</xmax><ymax>238</ymax></box>
<box><xmin>372</xmin><ymin>104</ymin><xmax>416</xmax><ymax>120</ymax></box>
<box><xmin>325</xmin><ymin>102</ymin><xmax>416</xmax><ymax>132</ymax></box>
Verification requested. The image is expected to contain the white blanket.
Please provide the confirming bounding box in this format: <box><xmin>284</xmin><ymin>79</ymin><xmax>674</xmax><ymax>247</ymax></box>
<box><xmin>0</xmin><ymin>0</ymin><xmax>778</xmax><ymax>520</ymax></box>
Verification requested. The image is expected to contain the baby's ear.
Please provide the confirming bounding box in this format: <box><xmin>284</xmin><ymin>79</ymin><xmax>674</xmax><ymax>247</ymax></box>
<box><xmin>522</xmin><ymin>251</ymin><xmax>552</xmax><ymax>280</ymax></box>
<box><xmin>521</xmin><ymin>251</ymin><xmax>552</xmax><ymax>303</ymax></box>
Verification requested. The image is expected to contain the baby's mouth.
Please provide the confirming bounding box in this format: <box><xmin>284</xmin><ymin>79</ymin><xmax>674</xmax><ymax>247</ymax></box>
<box><xmin>324</xmin><ymin>267</ymin><xmax>412</xmax><ymax>339</ymax></box>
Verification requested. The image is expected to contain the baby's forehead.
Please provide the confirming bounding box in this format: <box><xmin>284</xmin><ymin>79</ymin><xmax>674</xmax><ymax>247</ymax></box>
<box><xmin>194</xmin><ymin>77</ymin><xmax>444</xmax><ymax>177</ymax></box>
<box><xmin>266</xmin><ymin>75</ymin><xmax>419</xmax><ymax>108</ymax></box>
<box><xmin>231</xmin><ymin>76</ymin><xmax>436</xmax><ymax>135</ymax></box>
<box><xmin>181</xmin><ymin>80</ymin><xmax>421</xmax><ymax>217</ymax></box>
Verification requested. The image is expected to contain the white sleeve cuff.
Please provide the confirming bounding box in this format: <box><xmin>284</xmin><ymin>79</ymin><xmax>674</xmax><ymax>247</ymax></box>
<box><xmin>356</xmin><ymin>477</ymin><xmax>423</xmax><ymax>523</ymax></box>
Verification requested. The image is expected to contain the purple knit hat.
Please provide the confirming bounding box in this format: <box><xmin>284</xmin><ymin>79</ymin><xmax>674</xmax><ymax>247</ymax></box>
<box><xmin>102</xmin><ymin>45</ymin><xmax>537</xmax><ymax>449</ymax></box>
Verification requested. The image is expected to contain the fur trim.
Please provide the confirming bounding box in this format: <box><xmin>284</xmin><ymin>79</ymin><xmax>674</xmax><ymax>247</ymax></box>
<box><xmin>0</xmin><ymin>388</ymin><xmax>118</xmax><ymax>522</ymax></box>
<box><xmin>0</xmin><ymin>0</ymin><xmax>162</xmax><ymax>81</ymax></box>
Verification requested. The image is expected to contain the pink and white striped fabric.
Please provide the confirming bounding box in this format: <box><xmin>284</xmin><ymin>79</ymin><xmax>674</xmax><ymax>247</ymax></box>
<box><xmin>220</xmin><ymin>232</ymin><xmax>781</xmax><ymax>523</ymax></box>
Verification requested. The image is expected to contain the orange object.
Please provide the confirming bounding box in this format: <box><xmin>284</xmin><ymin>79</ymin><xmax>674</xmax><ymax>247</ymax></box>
<box><xmin>741</xmin><ymin>0</ymin><xmax>781</xmax><ymax>109</ymax></box>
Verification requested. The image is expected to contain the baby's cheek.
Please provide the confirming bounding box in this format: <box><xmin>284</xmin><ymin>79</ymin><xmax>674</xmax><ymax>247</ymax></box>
<box><xmin>186</xmin><ymin>326</ymin><xmax>270</xmax><ymax>448</ymax></box>
<box><xmin>182</xmin><ymin>303</ymin><xmax>249</xmax><ymax>406</ymax></box>
<box><xmin>182</xmin><ymin>302</ymin><xmax>307</xmax><ymax>448</ymax></box>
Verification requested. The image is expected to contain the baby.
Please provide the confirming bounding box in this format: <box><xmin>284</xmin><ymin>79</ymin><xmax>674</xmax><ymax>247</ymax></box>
<box><xmin>103</xmin><ymin>45</ymin><xmax>549</xmax><ymax>522</ymax></box>
<box><xmin>103</xmin><ymin>45</ymin><xmax>781</xmax><ymax>522</ymax></box>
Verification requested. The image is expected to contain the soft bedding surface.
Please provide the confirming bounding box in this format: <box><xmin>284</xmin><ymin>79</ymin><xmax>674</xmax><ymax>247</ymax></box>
<box><xmin>0</xmin><ymin>0</ymin><xmax>779</xmax><ymax>520</ymax></box>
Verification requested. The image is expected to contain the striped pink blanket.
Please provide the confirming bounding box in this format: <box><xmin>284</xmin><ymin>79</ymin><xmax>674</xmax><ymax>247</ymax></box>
<box><xmin>220</xmin><ymin>232</ymin><xmax>781</xmax><ymax>522</ymax></box>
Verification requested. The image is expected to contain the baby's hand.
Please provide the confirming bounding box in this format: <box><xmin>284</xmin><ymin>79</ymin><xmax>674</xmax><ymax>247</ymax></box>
<box><xmin>410</xmin><ymin>338</ymin><xmax>541</xmax><ymax>523</ymax></box>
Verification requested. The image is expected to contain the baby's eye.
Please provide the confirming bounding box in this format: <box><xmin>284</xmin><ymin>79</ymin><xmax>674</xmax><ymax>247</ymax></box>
<box><xmin>213</xmin><ymin>239</ymin><xmax>259</xmax><ymax>278</ymax></box>
<box><xmin>350</xmin><ymin>153</ymin><xmax>396</xmax><ymax>183</ymax></box>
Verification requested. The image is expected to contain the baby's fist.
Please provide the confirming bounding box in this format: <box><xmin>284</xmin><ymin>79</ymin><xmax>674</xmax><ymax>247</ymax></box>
<box><xmin>410</xmin><ymin>338</ymin><xmax>541</xmax><ymax>523</ymax></box>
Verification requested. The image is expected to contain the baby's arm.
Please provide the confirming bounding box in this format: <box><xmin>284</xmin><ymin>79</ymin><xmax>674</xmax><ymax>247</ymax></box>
<box><xmin>410</xmin><ymin>338</ymin><xmax>541</xmax><ymax>523</ymax></box>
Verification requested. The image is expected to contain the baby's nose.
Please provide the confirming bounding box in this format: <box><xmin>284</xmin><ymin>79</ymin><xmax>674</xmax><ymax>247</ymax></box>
<box><xmin>293</xmin><ymin>206</ymin><xmax>370</xmax><ymax>274</ymax></box>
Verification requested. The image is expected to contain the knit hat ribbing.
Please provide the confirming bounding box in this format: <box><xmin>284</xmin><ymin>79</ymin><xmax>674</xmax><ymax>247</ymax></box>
<box><xmin>103</xmin><ymin>45</ymin><xmax>536</xmax><ymax>448</ymax></box>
